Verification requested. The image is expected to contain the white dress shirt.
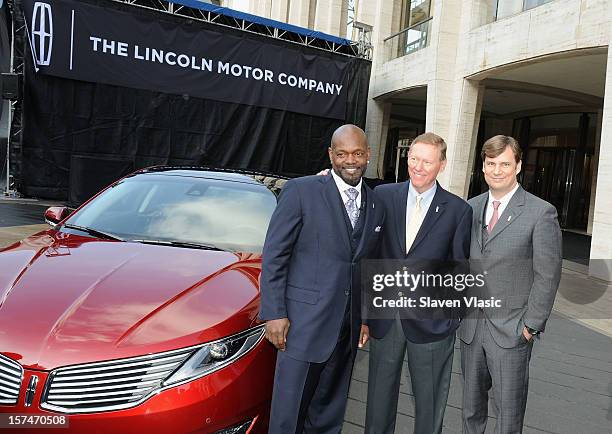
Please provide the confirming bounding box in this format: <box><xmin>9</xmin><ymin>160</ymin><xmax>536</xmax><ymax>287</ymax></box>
<box><xmin>485</xmin><ymin>183</ymin><xmax>520</xmax><ymax>225</ymax></box>
<box><xmin>331</xmin><ymin>169</ymin><xmax>363</xmax><ymax>209</ymax></box>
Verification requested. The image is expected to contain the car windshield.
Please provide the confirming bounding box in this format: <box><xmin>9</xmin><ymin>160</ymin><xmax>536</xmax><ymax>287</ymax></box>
<box><xmin>63</xmin><ymin>173</ymin><xmax>281</xmax><ymax>253</ymax></box>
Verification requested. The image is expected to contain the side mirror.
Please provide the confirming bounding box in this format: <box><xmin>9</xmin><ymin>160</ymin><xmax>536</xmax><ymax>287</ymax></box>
<box><xmin>44</xmin><ymin>207</ymin><xmax>71</xmax><ymax>228</ymax></box>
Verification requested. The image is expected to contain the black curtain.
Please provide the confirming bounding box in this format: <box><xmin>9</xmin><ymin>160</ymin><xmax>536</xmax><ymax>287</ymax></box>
<box><xmin>19</xmin><ymin>0</ymin><xmax>371</xmax><ymax>201</ymax></box>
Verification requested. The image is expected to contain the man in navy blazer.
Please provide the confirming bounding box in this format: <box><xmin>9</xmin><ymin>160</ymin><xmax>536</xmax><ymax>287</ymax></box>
<box><xmin>259</xmin><ymin>124</ymin><xmax>385</xmax><ymax>434</ymax></box>
<box><xmin>364</xmin><ymin>133</ymin><xmax>472</xmax><ymax>434</ymax></box>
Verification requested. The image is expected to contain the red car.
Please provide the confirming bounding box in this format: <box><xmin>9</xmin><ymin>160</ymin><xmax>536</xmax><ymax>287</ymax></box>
<box><xmin>0</xmin><ymin>167</ymin><xmax>286</xmax><ymax>433</ymax></box>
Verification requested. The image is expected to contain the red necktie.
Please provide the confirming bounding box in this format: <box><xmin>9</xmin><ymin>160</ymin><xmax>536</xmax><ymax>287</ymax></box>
<box><xmin>488</xmin><ymin>200</ymin><xmax>501</xmax><ymax>234</ymax></box>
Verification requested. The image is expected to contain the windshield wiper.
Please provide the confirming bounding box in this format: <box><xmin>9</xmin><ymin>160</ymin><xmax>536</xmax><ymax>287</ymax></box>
<box><xmin>131</xmin><ymin>239</ymin><xmax>224</xmax><ymax>251</ymax></box>
<box><xmin>62</xmin><ymin>224</ymin><xmax>124</xmax><ymax>241</ymax></box>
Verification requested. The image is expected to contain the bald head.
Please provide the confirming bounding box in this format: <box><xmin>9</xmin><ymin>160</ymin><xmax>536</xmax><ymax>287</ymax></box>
<box><xmin>328</xmin><ymin>124</ymin><xmax>370</xmax><ymax>186</ymax></box>
<box><xmin>331</xmin><ymin>124</ymin><xmax>368</xmax><ymax>150</ymax></box>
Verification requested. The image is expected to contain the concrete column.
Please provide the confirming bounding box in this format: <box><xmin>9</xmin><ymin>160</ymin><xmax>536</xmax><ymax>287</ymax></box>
<box><xmin>364</xmin><ymin>0</ymin><xmax>398</xmax><ymax>70</ymax></box>
<box><xmin>365</xmin><ymin>99</ymin><xmax>391</xmax><ymax>178</ymax></box>
<box><xmin>288</xmin><ymin>0</ymin><xmax>312</xmax><ymax>28</ymax></box>
<box><xmin>588</xmin><ymin>19</ymin><xmax>612</xmax><ymax>282</ymax></box>
<box><xmin>425</xmin><ymin>79</ymin><xmax>454</xmax><ymax>142</ymax></box>
<box><xmin>469</xmin><ymin>0</ymin><xmax>496</xmax><ymax>29</ymax></box>
<box><xmin>270</xmin><ymin>0</ymin><xmax>290</xmax><ymax>22</ymax></box>
<box><xmin>224</xmin><ymin>0</ymin><xmax>250</xmax><ymax>12</ymax></box>
<box><xmin>444</xmin><ymin>79</ymin><xmax>485</xmax><ymax>197</ymax></box>
<box><xmin>425</xmin><ymin>0</ymin><xmax>490</xmax><ymax>195</ymax></box>
<box><xmin>496</xmin><ymin>0</ymin><xmax>522</xmax><ymax>20</ymax></box>
<box><xmin>355</xmin><ymin>0</ymin><xmax>375</xmax><ymax>28</ymax></box>
<box><xmin>587</xmin><ymin>109</ymin><xmax>603</xmax><ymax>235</ymax></box>
<box><xmin>423</xmin><ymin>0</ymin><xmax>463</xmax><ymax>189</ymax></box>
<box><xmin>362</xmin><ymin>0</ymin><xmax>396</xmax><ymax>177</ymax></box>
<box><xmin>249</xmin><ymin>0</ymin><xmax>272</xmax><ymax>18</ymax></box>
<box><xmin>313</xmin><ymin>0</ymin><xmax>345</xmax><ymax>36</ymax></box>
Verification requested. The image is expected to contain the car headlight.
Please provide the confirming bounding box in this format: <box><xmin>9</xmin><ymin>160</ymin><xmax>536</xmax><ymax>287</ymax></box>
<box><xmin>163</xmin><ymin>325</ymin><xmax>265</xmax><ymax>386</ymax></box>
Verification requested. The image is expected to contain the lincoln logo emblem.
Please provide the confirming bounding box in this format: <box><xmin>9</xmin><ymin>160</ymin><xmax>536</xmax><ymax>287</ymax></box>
<box><xmin>31</xmin><ymin>2</ymin><xmax>53</xmax><ymax>66</ymax></box>
<box><xmin>25</xmin><ymin>375</ymin><xmax>38</xmax><ymax>407</ymax></box>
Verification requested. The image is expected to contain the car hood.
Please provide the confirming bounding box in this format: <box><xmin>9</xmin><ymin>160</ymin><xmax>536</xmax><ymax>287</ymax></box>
<box><xmin>0</xmin><ymin>231</ymin><xmax>262</xmax><ymax>370</ymax></box>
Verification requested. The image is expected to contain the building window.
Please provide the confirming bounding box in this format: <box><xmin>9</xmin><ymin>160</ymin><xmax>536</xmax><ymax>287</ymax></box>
<box><xmin>403</xmin><ymin>0</ymin><xmax>430</xmax><ymax>29</ymax></box>
<box><xmin>523</xmin><ymin>0</ymin><xmax>554</xmax><ymax>11</ymax></box>
<box><xmin>384</xmin><ymin>0</ymin><xmax>432</xmax><ymax>60</ymax></box>
<box><xmin>495</xmin><ymin>0</ymin><xmax>555</xmax><ymax>21</ymax></box>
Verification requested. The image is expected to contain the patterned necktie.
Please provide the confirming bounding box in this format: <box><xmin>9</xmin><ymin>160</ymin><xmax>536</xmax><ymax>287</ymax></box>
<box><xmin>405</xmin><ymin>196</ymin><xmax>423</xmax><ymax>253</ymax></box>
<box><xmin>345</xmin><ymin>188</ymin><xmax>360</xmax><ymax>228</ymax></box>
<box><xmin>488</xmin><ymin>200</ymin><xmax>501</xmax><ymax>233</ymax></box>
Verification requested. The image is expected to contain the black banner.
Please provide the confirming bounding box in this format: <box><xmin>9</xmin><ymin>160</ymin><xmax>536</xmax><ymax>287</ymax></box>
<box><xmin>22</xmin><ymin>0</ymin><xmax>350</xmax><ymax>119</ymax></box>
<box><xmin>19</xmin><ymin>0</ymin><xmax>371</xmax><ymax>201</ymax></box>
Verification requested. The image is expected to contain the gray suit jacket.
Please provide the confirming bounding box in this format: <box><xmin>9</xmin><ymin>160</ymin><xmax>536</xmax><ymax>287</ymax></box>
<box><xmin>458</xmin><ymin>186</ymin><xmax>562</xmax><ymax>349</ymax></box>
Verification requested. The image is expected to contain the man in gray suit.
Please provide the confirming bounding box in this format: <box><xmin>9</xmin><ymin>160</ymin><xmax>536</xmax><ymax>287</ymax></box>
<box><xmin>459</xmin><ymin>135</ymin><xmax>562</xmax><ymax>433</ymax></box>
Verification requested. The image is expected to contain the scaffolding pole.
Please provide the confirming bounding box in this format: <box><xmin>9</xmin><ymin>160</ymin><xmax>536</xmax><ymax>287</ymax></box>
<box><xmin>4</xmin><ymin>4</ymin><xmax>15</xmax><ymax>196</ymax></box>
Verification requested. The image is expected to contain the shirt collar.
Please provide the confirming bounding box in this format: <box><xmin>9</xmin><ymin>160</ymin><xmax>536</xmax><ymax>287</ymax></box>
<box><xmin>488</xmin><ymin>182</ymin><xmax>519</xmax><ymax>206</ymax></box>
<box><xmin>408</xmin><ymin>181</ymin><xmax>437</xmax><ymax>202</ymax></box>
<box><xmin>331</xmin><ymin>169</ymin><xmax>363</xmax><ymax>196</ymax></box>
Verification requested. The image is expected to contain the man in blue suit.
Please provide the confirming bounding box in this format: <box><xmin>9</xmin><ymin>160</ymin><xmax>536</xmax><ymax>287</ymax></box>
<box><xmin>260</xmin><ymin>124</ymin><xmax>385</xmax><ymax>434</ymax></box>
<box><xmin>364</xmin><ymin>132</ymin><xmax>472</xmax><ymax>434</ymax></box>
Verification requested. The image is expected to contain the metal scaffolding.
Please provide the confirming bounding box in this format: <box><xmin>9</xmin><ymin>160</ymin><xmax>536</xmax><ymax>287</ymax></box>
<box><xmin>115</xmin><ymin>0</ymin><xmax>370</xmax><ymax>58</ymax></box>
<box><xmin>4</xmin><ymin>0</ymin><xmax>24</xmax><ymax>196</ymax></box>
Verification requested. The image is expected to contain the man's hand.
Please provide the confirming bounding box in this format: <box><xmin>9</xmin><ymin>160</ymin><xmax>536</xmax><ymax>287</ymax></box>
<box><xmin>358</xmin><ymin>324</ymin><xmax>370</xmax><ymax>348</ymax></box>
<box><xmin>316</xmin><ymin>168</ymin><xmax>330</xmax><ymax>176</ymax></box>
<box><xmin>265</xmin><ymin>318</ymin><xmax>290</xmax><ymax>351</ymax></box>
<box><xmin>522</xmin><ymin>326</ymin><xmax>533</xmax><ymax>342</ymax></box>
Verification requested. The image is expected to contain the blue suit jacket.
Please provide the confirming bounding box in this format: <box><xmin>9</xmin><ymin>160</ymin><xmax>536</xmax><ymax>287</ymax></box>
<box><xmin>259</xmin><ymin>173</ymin><xmax>385</xmax><ymax>363</ymax></box>
<box><xmin>368</xmin><ymin>181</ymin><xmax>472</xmax><ymax>343</ymax></box>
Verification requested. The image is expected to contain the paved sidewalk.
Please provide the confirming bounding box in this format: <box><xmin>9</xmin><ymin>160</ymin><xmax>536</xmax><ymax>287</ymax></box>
<box><xmin>344</xmin><ymin>312</ymin><xmax>612</xmax><ymax>433</ymax></box>
<box><xmin>0</xmin><ymin>200</ymin><xmax>57</xmax><ymax>247</ymax></box>
<box><xmin>1</xmin><ymin>200</ymin><xmax>611</xmax><ymax>433</ymax></box>
<box><xmin>342</xmin><ymin>262</ymin><xmax>612</xmax><ymax>433</ymax></box>
<box><xmin>0</xmin><ymin>202</ymin><xmax>48</xmax><ymax>227</ymax></box>
<box><xmin>553</xmin><ymin>262</ymin><xmax>612</xmax><ymax>339</ymax></box>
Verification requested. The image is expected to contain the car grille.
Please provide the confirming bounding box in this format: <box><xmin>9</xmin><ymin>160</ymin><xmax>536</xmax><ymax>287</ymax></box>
<box><xmin>0</xmin><ymin>353</ymin><xmax>24</xmax><ymax>405</ymax></box>
<box><xmin>41</xmin><ymin>347</ymin><xmax>195</xmax><ymax>413</ymax></box>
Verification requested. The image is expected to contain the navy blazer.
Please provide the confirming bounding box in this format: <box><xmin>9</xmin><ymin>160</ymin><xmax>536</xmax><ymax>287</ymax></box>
<box><xmin>259</xmin><ymin>173</ymin><xmax>385</xmax><ymax>363</ymax></box>
<box><xmin>368</xmin><ymin>181</ymin><xmax>472</xmax><ymax>343</ymax></box>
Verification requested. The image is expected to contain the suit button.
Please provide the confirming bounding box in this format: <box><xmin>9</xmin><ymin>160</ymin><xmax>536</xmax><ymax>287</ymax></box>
<box><xmin>345</xmin><ymin>290</ymin><xmax>350</xmax><ymax>296</ymax></box>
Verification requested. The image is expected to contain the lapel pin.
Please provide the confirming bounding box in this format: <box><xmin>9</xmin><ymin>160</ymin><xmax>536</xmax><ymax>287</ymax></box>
<box><xmin>507</xmin><ymin>216</ymin><xmax>512</xmax><ymax>222</ymax></box>
<box><xmin>435</xmin><ymin>206</ymin><xmax>439</xmax><ymax>213</ymax></box>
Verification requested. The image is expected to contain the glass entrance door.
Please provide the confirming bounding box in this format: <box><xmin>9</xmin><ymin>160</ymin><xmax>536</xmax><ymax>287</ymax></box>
<box><xmin>522</xmin><ymin>147</ymin><xmax>593</xmax><ymax>230</ymax></box>
<box><xmin>524</xmin><ymin>148</ymin><xmax>572</xmax><ymax>226</ymax></box>
<box><xmin>515</xmin><ymin>113</ymin><xmax>596</xmax><ymax>231</ymax></box>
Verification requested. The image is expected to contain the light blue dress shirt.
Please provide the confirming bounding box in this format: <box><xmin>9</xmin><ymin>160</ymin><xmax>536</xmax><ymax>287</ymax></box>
<box><xmin>406</xmin><ymin>181</ymin><xmax>437</xmax><ymax>224</ymax></box>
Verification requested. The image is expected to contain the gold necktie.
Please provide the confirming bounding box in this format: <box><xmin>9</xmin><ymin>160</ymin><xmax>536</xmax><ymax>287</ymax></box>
<box><xmin>406</xmin><ymin>196</ymin><xmax>423</xmax><ymax>253</ymax></box>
